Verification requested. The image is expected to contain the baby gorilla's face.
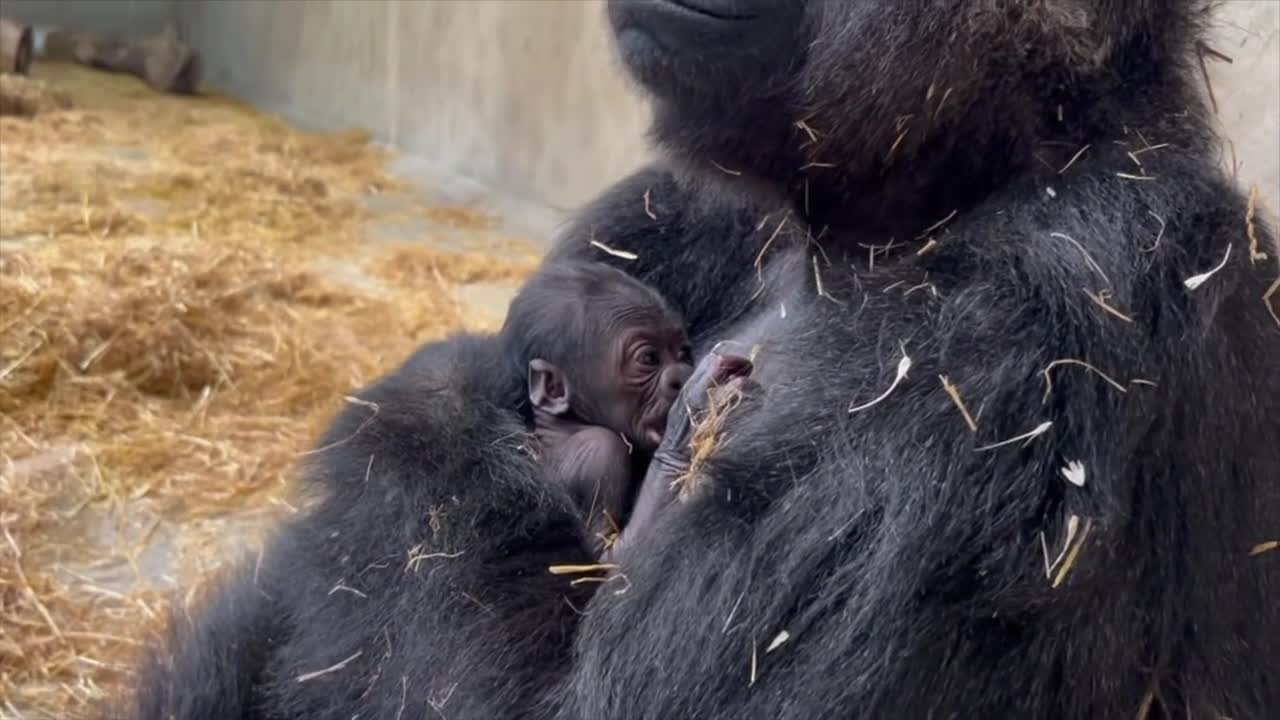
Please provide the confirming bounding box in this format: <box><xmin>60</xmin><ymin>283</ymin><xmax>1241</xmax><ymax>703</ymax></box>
<box><xmin>587</xmin><ymin>309</ymin><xmax>693</xmax><ymax>452</ymax></box>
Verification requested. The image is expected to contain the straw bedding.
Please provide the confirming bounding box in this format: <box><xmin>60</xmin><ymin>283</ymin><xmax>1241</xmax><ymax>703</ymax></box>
<box><xmin>0</xmin><ymin>63</ymin><xmax>539</xmax><ymax>718</ymax></box>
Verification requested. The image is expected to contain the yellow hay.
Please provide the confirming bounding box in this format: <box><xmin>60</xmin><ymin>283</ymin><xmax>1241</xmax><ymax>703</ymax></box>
<box><xmin>0</xmin><ymin>74</ymin><xmax>74</xmax><ymax>117</ymax></box>
<box><xmin>1</xmin><ymin>62</ymin><xmax>539</xmax><ymax>718</ymax></box>
<box><xmin>673</xmin><ymin>382</ymin><xmax>747</xmax><ymax>498</ymax></box>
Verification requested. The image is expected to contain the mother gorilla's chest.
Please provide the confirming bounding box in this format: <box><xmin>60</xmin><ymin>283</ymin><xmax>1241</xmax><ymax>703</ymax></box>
<box><xmin>678</xmin><ymin>246</ymin><xmax>870</xmax><ymax>471</ymax></box>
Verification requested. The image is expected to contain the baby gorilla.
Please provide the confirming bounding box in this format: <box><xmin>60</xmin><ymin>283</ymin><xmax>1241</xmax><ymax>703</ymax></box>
<box><xmin>501</xmin><ymin>262</ymin><xmax>697</xmax><ymax>550</ymax></box>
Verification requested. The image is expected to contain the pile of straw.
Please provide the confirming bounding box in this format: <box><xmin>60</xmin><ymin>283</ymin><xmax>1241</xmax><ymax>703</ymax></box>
<box><xmin>1</xmin><ymin>63</ymin><xmax>539</xmax><ymax>718</ymax></box>
<box><xmin>0</xmin><ymin>74</ymin><xmax>73</xmax><ymax>117</ymax></box>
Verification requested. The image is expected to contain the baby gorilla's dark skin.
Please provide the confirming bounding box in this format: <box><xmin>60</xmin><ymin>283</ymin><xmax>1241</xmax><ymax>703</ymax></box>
<box><xmin>503</xmin><ymin>262</ymin><xmax>695</xmax><ymax>550</ymax></box>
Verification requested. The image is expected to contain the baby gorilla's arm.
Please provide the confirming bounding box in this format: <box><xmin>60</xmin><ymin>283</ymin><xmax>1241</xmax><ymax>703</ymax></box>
<box><xmin>606</xmin><ymin>352</ymin><xmax>755</xmax><ymax>560</ymax></box>
<box><xmin>553</xmin><ymin>426</ymin><xmax>635</xmax><ymax>552</ymax></box>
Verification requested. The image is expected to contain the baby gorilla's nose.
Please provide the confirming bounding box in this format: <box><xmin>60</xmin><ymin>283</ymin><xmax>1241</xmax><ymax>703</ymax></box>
<box><xmin>665</xmin><ymin>363</ymin><xmax>691</xmax><ymax>396</ymax></box>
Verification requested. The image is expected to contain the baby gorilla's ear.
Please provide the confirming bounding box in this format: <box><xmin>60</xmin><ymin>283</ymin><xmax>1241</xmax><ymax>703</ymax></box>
<box><xmin>528</xmin><ymin>358</ymin><xmax>571</xmax><ymax>416</ymax></box>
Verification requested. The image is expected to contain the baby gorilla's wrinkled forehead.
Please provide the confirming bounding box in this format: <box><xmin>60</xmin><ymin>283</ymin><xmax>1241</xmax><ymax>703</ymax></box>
<box><xmin>501</xmin><ymin>261</ymin><xmax>686</xmax><ymax>374</ymax></box>
<box><xmin>590</xmin><ymin>299</ymin><xmax>681</xmax><ymax>359</ymax></box>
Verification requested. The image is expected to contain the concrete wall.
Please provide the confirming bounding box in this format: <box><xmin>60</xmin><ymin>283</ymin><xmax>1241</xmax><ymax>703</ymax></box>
<box><xmin>5</xmin><ymin>1</ymin><xmax>1277</xmax><ymax>220</ymax></box>
<box><xmin>182</xmin><ymin>0</ymin><xmax>1280</xmax><ymax>219</ymax></box>
<box><xmin>173</xmin><ymin>0</ymin><xmax>651</xmax><ymax>219</ymax></box>
<box><xmin>2</xmin><ymin>0</ymin><xmax>175</xmax><ymax>39</ymax></box>
<box><xmin>1205</xmin><ymin>1</ymin><xmax>1280</xmax><ymax>216</ymax></box>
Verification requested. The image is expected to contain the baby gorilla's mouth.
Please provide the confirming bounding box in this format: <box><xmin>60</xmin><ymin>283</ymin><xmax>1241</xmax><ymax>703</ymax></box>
<box><xmin>639</xmin><ymin>416</ymin><xmax>664</xmax><ymax>449</ymax></box>
<box><xmin>644</xmin><ymin>421</ymin><xmax>666</xmax><ymax>450</ymax></box>
<box><xmin>639</xmin><ymin>404</ymin><xmax>675</xmax><ymax>450</ymax></box>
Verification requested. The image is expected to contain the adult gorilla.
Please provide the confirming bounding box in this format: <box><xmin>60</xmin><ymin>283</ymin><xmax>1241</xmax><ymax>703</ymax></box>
<box><xmin>129</xmin><ymin>1</ymin><xmax>1278</xmax><ymax>718</ymax></box>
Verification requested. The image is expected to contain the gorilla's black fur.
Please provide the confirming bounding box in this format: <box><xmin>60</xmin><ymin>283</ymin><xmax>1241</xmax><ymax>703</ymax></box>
<box><xmin>126</xmin><ymin>1</ymin><xmax>1278</xmax><ymax>717</ymax></box>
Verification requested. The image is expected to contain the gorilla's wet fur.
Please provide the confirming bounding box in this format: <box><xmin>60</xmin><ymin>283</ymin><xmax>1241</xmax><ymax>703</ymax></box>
<box><xmin>125</xmin><ymin>1</ymin><xmax>1278</xmax><ymax>718</ymax></box>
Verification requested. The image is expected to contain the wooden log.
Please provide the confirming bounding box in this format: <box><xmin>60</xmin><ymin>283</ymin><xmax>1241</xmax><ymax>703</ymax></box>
<box><xmin>0</xmin><ymin>17</ymin><xmax>34</xmax><ymax>75</ymax></box>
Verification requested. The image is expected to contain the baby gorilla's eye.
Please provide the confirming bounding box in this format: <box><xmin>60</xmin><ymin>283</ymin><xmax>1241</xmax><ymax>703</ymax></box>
<box><xmin>678</xmin><ymin>345</ymin><xmax>693</xmax><ymax>363</ymax></box>
<box><xmin>635</xmin><ymin>346</ymin><xmax>660</xmax><ymax>367</ymax></box>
